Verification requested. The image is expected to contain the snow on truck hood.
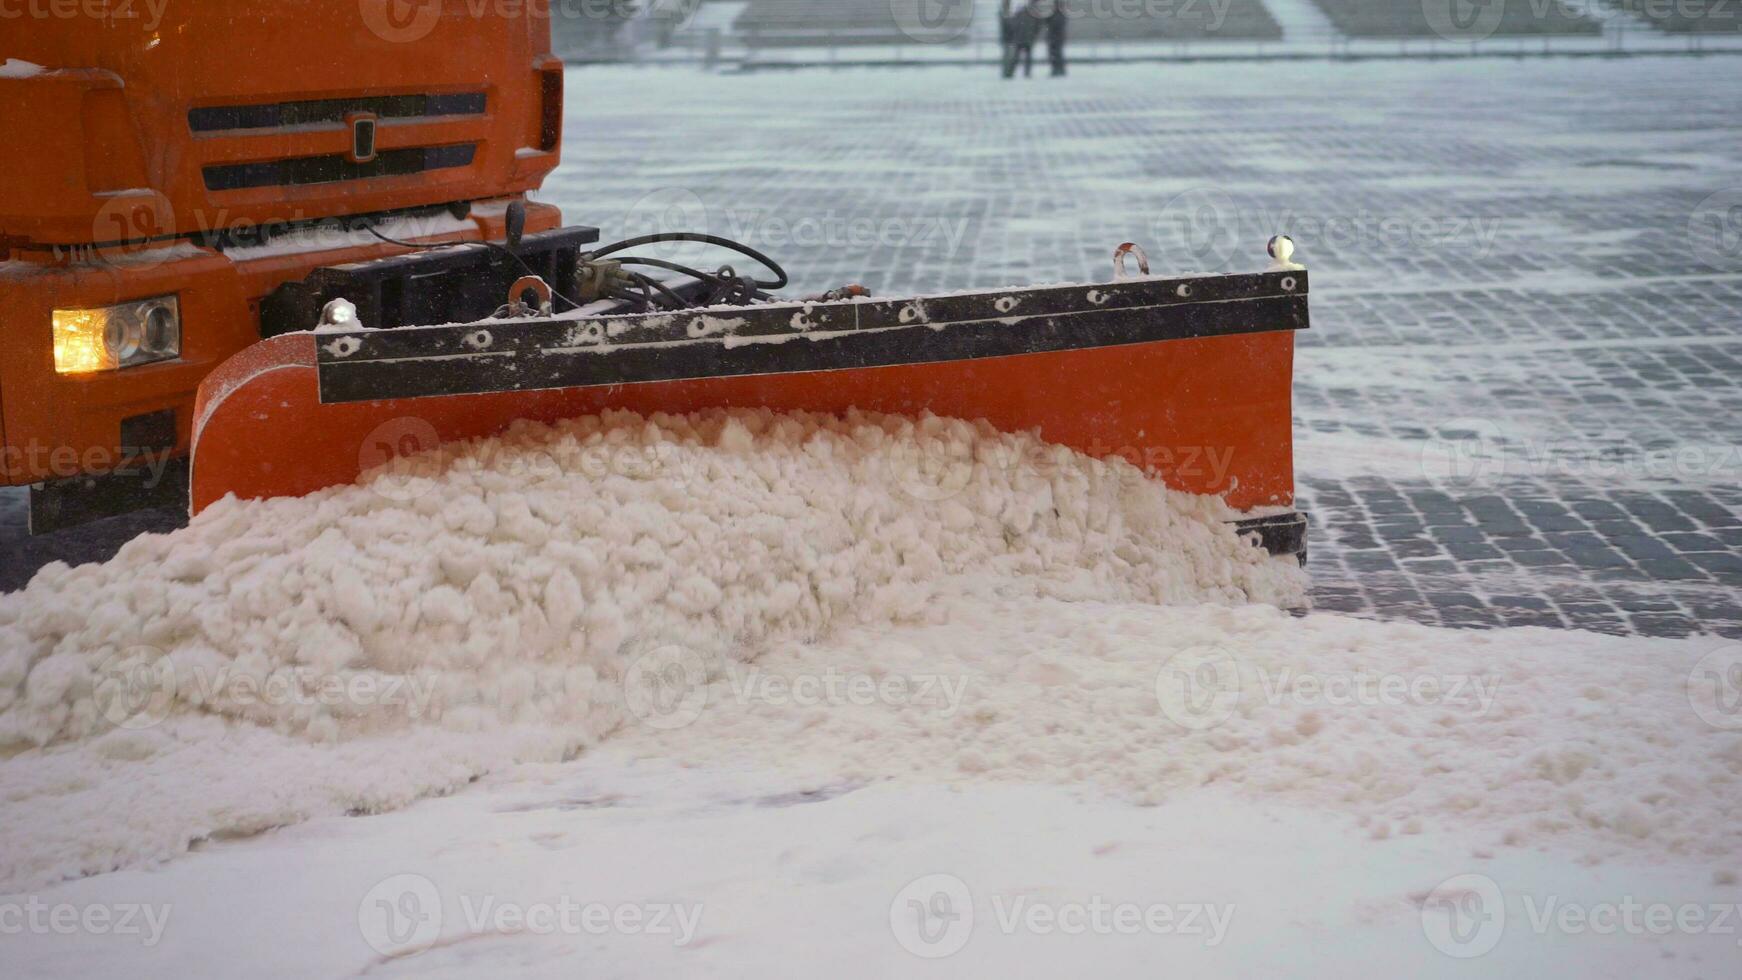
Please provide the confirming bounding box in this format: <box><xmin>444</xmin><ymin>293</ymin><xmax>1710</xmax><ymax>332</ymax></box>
<box><xmin>0</xmin><ymin>410</ymin><xmax>1736</xmax><ymax>891</ymax></box>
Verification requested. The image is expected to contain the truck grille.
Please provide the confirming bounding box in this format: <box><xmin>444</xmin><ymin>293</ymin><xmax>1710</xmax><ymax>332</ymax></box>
<box><xmin>203</xmin><ymin>143</ymin><xmax>478</xmax><ymax>191</ymax></box>
<box><xmin>188</xmin><ymin>93</ymin><xmax>486</xmax><ymax>132</ymax></box>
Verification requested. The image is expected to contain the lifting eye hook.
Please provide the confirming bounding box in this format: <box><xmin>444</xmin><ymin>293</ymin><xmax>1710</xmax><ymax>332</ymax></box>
<box><xmin>1112</xmin><ymin>242</ymin><xmax>1149</xmax><ymax>279</ymax></box>
<box><xmin>508</xmin><ymin>275</ymin><xmax>554</xmax><ymax>317</ymax></box>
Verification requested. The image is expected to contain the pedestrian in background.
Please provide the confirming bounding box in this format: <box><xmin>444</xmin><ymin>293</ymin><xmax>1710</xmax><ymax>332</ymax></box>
<box><xmin>1001</xmin><ymin>0</ymin><xmax>1041</xmax><ymax>78</ymax></box>
<box><xmin>1044</xmin><ymin>0</ymin><xmax>1067</xmax><ymax>76</ymax></box>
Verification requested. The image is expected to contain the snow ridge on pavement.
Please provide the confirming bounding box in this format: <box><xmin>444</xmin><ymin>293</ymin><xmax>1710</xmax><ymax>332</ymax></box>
<box><xmin>609</xmin><ymin>595</ymin><xmax>1742</xmax><ymax>869</ymax></box>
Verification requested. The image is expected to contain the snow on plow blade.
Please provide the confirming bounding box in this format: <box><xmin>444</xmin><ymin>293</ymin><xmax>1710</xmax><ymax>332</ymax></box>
<box><xmin>190</xmin><ymin>269</ymin><xmax>1309</xmax><ymax>552</ymax></box>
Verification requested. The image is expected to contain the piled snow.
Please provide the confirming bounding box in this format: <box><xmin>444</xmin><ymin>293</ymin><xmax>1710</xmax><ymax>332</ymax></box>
<box><xmin>0</xmin><ymin>409</ymin><xmax>1303</xmax><ymax>889</ymax></box>
<box><xmin>607</xmin><ymin>597</ymin><xmax>1742</xmax><ymax>865</ymax></box>
<box><xmin>2</xmin><ymin>408</ymin><xmax>1733</xmax><ymax>895</ymax></box>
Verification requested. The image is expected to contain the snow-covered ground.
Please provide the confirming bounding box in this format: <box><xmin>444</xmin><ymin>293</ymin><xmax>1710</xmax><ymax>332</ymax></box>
<box><xmin>4</xmin><ymin>58</ymin><xmax>1742</xmax><ymax>978</ymax></box>
<box><xmin>9</xmin><ymin>761</ymin><xmax>1742</xmax><ymax>978</ymax></box>
<box><xmin>3</xmin><ymin>409</ymin><xmax>1737</xmax><ymax>976</ymax></box>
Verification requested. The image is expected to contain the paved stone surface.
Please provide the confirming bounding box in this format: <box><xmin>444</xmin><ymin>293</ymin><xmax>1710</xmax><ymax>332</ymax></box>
<box><xmin>1296</xmin><ymin>278</ymin><xmax>1742</xmax><ymax>637</ymax></box>
<box><xmin>5</xmin><ymin>57</ymin><xmax>1739</xmax><ymax>638</ymax></box>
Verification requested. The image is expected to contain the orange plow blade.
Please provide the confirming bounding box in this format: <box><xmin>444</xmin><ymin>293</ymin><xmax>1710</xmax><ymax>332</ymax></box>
<box><xmin>191</xmin><ymin>270</ymin><xmax>1309</xmax><ymax>554</ymax></box>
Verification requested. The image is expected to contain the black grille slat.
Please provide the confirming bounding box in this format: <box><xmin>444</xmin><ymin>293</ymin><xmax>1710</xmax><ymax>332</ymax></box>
<box><xmin>189</xmin><ymin>92</ymin><xmax>486</xmax><ymax>133</ymax></box>
<box><xmin>425</xmin><ymin>93</ymin><xmax>488</xmax><ymax>116</ymax></box>
<box><xmin>203</xmin><ymin>144</ymin><xmax>478</xmax><ymax>192</ymax></box>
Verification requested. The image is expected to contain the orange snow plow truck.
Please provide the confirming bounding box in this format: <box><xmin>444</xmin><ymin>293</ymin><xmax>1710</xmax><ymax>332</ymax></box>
<box><xmin>1</xmin><ymin>0</ymin><xmax>1309</xmax><ymax>562</ymax></box>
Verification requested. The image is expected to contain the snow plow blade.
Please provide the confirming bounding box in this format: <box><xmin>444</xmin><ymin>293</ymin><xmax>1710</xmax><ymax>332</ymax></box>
<box><xmin>191</xmin><ymin>269</ymin><xmax>1309</xmax><ymax>556</ymax></box>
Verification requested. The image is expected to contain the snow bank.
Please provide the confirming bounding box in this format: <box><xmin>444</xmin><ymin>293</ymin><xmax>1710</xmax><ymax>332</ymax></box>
<box><xmin>607</xmin><ymin>597</ymin><xmax>1742</xmax><ymax>867</ymax></box>
<box><xmin>6</xmin><ymin>408</ymin><xmax>1729</xmax><ymax>895</ymax></box>
<box><xmin>0</xmin><ymin>409</ymin><xmax>1303</xmax><ymax>889</ymax></box>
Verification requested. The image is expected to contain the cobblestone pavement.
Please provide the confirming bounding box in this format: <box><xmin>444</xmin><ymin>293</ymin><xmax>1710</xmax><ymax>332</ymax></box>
<box><xmin>7</xmin><ymin>57</ymin><xmax>1740</xmax><ymax>637</ymax></box>
<box><xmin>1295</xmin><ymin>280</ymin><xmax>1742</xmax><ymax>637</ymax></box>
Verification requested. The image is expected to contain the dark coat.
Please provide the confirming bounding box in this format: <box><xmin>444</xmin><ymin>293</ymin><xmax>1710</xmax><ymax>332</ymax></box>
<box><xmin>1007</xmin><ymin>7</ymin><xmax>1042</xmax><ymax>47</ymax></box>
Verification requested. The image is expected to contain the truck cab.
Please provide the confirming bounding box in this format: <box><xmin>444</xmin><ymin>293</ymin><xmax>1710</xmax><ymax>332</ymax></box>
<box><xmin>0</xmin><ymin>0</ymin><xmax>588</xmax><ymax>530</ymax></box>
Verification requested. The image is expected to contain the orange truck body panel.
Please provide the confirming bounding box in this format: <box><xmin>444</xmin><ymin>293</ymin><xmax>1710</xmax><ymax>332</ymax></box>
<box><xmin>0</xmin><ymin>0</ymin><xmax>563</xmax><ymax>488</ymax></box>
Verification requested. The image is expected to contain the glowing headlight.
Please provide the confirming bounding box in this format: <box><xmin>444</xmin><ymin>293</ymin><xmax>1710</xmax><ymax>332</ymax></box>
<box><xmin>53</xmin><ymin>297</ymin><xmax>181</xmax><ymax>374</ymax></box>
